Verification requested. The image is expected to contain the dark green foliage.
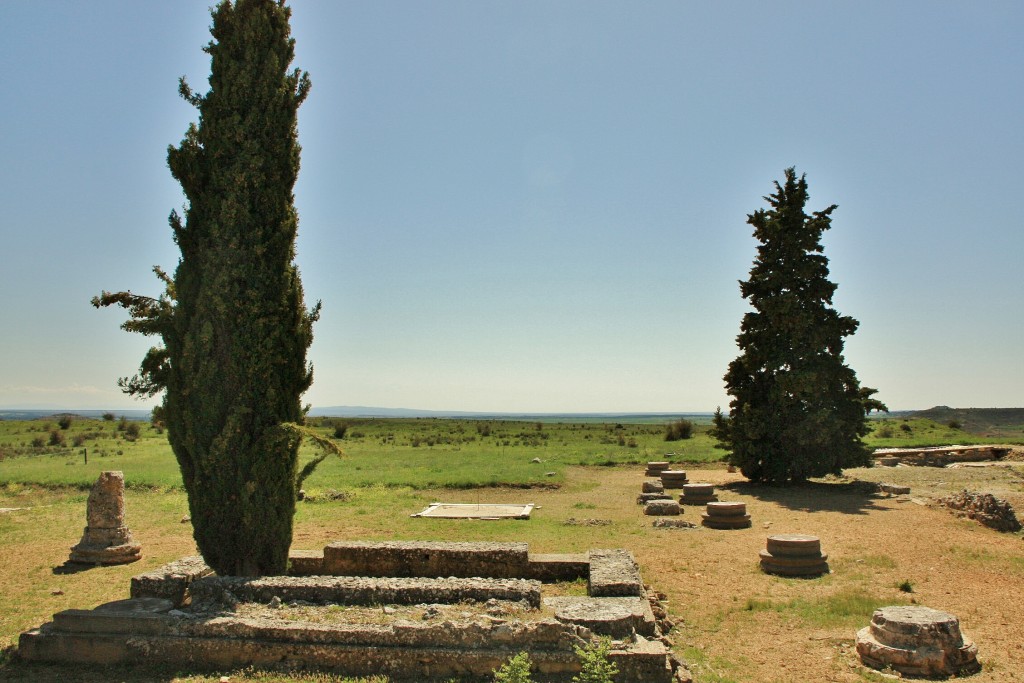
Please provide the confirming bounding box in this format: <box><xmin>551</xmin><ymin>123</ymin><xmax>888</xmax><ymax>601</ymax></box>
<box><xmin>47</xmin><ymin>430</ymin><xmax>65</xmax><ymax>447</ymax></box>
<box><xmin>57</xmin><ymin>416</ymin><xmax>73</xmax><ymax>430</ymax></box>
<box><xmin>493</xmin><ymin>651</ymin><xmax>534</xmax><ymax>683</ymax></box>
<box><xmin>712</xmin><ymin>169</ymin><xmax>886</xmax><ymax>484</ymax></box>
<box><xmin>93</xmin><ymin>0</ymin><xmax>318</xmax><ymax>576</ymax></box>
<box><xmin>572</xmin><ymin>637</ymin><xmax>619</xmax><ymax>683</ymax></box>
<box><xmin>664</xmin><ymin>418</ymin><xmax>694</xmax><ymax>441</ymax></box>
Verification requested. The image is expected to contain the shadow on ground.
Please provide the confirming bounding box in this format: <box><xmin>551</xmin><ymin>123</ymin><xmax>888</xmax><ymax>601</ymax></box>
<box><xmin>51</xmin><ymin>561</ymin><xmax>97</xmax><ymax>576</ymax></box>
<box><xmin>721</xmin><ymin>479</ymin><xmax>889</xmax><ymax>515</ymax></box>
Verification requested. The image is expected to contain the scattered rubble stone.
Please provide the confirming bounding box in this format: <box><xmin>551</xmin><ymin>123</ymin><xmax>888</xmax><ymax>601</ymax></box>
<box><xmin>563</xmin><ymin>517</ymin><xmax>612</xmax><ymax>526</ymax></box>
<box><xmin>937</xmin><ymin>489</ymin><xmax>1021</xmax><ymax>532</ymax></box>
<box><xmin>652</xmin><ymin>519</ymin><xmax>697</xmax><ymax>529</ymax></box>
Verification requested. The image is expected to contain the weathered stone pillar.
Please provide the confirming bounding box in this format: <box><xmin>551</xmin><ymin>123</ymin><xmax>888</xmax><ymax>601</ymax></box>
<box><xmin>69</xmin><ymin>470</ymin><xmax>142</xmax><ymax>565</ymax></box>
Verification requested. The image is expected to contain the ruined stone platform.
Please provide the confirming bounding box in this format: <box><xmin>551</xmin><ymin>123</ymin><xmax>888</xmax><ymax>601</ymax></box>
<box><xmin>21</xmin><ymin>540</ymin><xmax>689</xmax><ymax>682</ymax></box>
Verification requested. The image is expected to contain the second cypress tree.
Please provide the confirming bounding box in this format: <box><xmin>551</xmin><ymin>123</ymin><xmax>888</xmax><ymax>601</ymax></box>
<box><xmin>712</xmin><ymin>168</ymin><xmax>885</xmax><ymax>483</ymax></box>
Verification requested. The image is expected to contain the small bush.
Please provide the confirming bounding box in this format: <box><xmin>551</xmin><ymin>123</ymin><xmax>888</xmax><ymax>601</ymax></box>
<box><xmin>899</xmin><ymin>423</ymin><xmax>912</xmax><ymax>433</ymax></box>
<box><xmin>333</xmin><ymin>423</ymin><xmax>349</xmax><ymax>439</ymax></box>
<box><xmin>124</xmin><ymin>423</ymin><xmax>142</xmax><ymax>441</ymax></box>
<box><xmin>573</xmin><ymin>637</ymin><xmax>619</xmax><ymax>683</ymax></box>
<box><xmin>897</xmin><ymin>579</ymin><xmax>914</xmax><ymax>593</ymax></box>
<box><xmin>493</xmin><ymin>651</ymin><xmax>533</xmax><ymax>683</ymax></box>
<box><xmin>875</xmin><ymin>425</ymin><xmax>894</xmax><ymax>439</ymax></box>
<box><xmin>102</xmin><ymin>412</ymin><xmax>116</xmax><ymax>422</ymax></box>
<box><xmin>948</xmin><ymin>420</ymin><xmax>963</xmax><ymax>430</ymax></box>
<box><xmin>664</xmin><ymin>418</ymin><xmax>693</xmax><ymax>441</ymax></box>
<box><xmin>57</xmin><ymin>415</ymin><xmax>73</xmax><ymax>430</ymax></box>
<box><xmin>31</xmin><ymin>436</ymin><xmax>46</xmax><ymax>449</ymax></box>
<box><xmin>48</xmin><ymin>430</ymin><xmax>66</xmax><ymax>447</ymax></box>
<box><xmin>117</xmin><ymin>416</ymin><xmax>129</xmax><ymax>432</ymax></box>
<box><xmin>71</xmin><ymin>434</ymin><xmax>86</xmax><ymax>448</ymax></box>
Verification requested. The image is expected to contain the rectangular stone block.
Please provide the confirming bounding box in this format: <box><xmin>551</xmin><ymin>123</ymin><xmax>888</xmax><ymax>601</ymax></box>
<box><xmin>322</xmin><ymin>541</ymin><xmax>530</xmax><ymax>578</ymax></box>
<box><xmin>129</xmin><ymin>556</ymin><xmax>213</xmax><ymax>607</ymax></box>
<box><xmin>588</xmin><ymin>548</ymin><xmax>643</xmax><ymax>597</ymax></box>
<box><xmin>525</xmin><ymin>553</ymin><xmax>589</xmax><ymax>582</ymax></box>
<box><xmin>288</xmin><ymin>550</ymin><xmax>324</xmax><ymax>576</ymax></box>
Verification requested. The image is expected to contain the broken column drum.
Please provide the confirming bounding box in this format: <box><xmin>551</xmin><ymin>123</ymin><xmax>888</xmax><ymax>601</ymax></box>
<box><xmin>659</xmin><ymin>470</ymin><xmax>688</xmax><ymax>489</ymax></box>
<box><xmin>69</xmin><ymin>470</ymin><xmax>142</xmax><ymax>565</ymax></box>
<box><xmin>759</xmin><ymin>534</ymin><xmax>829</xmax><ymax>577</ymax></box>
<box><xmin>644</xmin><ymin>461</ymin><xmax>670</xmax><ymax>477</ymax></box>
<box><xmin>701</xmin><ymin>501</ymin><xmax>751</xmax><ymax>529</ymax></box>
<box><xmin>856</xmin><ymin>605</ymin><xmax>980</xmax><ymax>677</ymax></box>
<box><xmin>679</xmin><ymin>483</ymin><xmax>717</xmax><ymax>505</ymax></box>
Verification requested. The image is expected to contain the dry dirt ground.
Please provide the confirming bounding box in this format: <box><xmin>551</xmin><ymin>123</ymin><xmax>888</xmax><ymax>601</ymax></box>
<box><xmin>3</xmin><ymin>454</ymin><xmax>1023</xmax><ymax>683</ymax></box>
<box><xmin>283</xmin><ymin>457</ymin><xmax>1024</xmax><ymax>683</ymax></box>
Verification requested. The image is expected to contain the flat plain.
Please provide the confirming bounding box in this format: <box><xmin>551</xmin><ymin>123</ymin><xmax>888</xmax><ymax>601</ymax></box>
<box><xmin>0</xmin><ymin>415</ymin><xmax>1021</xmax><ymax>682</ymax></box>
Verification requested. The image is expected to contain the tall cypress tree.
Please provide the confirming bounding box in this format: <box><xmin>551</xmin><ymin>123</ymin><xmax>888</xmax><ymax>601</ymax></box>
<box><xmin>712</xmin><ymin>168</ymin><xmax>885</xmax><ymax>484</ymax></box>
<box><xmin>94</xmin><ymin>0</ymin><xmax>318</xmax><ymax>575</ymax></box>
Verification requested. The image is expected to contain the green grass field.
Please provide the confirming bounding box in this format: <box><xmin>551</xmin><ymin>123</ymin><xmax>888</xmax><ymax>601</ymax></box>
<box><xmin>0</xmin><ymin>416</ymin><xmax>728</xmax><ymax>491</ymax></box>
<box><xmin>1</xmin><ymin>414</ymin><xmax>1018</xmax><ymax>493</ymax></box>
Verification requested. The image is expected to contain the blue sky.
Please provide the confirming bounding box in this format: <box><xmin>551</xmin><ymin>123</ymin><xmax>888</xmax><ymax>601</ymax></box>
<box><xmin>1</xmin><ymin>1</ymin><xmax>1021</xmax><ymax>412</ymax></box>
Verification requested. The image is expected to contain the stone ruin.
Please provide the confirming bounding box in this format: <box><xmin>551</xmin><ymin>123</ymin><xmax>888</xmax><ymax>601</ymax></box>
<box><xmin>700</xmin><ymin>501</ymin><xmax>751</xmax><ymax>529</ymax></box>
<box><xmin>68</xmin><ymin>470</ymin><xmax>141</xmax><ymax>565</ymax></box>
<box><xmin>937</xmin><ymin>489</ymin><xmax>1021</xmax><ymax>532</ymax></box>
<box><xmin>644</xmin><ymin>461</ymin><xmax>670</xmax><ymax>477</ymax></box>
<box><xmin>659</xmin><ymin>470</ymin><xmax>688</xmax><ymax>489</ymax></box>
<box><xmin>644</xmin><ymin>499</ymin><xmax>681</xmax><ymax>516</ymax></box>
<box><xmin>678</xmin><ymin>483</ymin><xmax>716</xmax><ymax>506</ymax></box>
<box><xmin>21</xmin><ymin>541</ymin><xmax>691</xmax><ymax>682</ymax></box>
<box><xmin>758</xmin><ymin>534</ymin><xmax>829</xmax><ymax>577</ymax></box>
<box><xmin>856</xmin><ymin>605</ymin><xmax>980</xmax><ymax>677</ymax></box>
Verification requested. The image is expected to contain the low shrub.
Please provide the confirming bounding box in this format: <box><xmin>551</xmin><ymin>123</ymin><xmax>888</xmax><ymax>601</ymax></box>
<box><xmin>664</xmin><ymin>418</ymin><xmax>694</xmax><ymax>441</ymax></box>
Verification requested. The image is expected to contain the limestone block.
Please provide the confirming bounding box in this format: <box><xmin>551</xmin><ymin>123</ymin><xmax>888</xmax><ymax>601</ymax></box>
<box><xmin>642</xmin><ymin>479</ymin><xmax>665</xmax><ymax>494</ymax></box>
<box><xmin>644</xmin><ymin>500</ymin><xmax>681</xmax><ymax>516</ymax></box>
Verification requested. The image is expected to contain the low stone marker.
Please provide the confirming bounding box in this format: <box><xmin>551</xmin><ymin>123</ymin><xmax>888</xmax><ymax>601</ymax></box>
<box><xmin>878</xmin><ymin>482</ymin><xmax>911</xmax><ymax>495</ymax></box>
<box><xmin>856</xmin><ymin>605</ymin><xmax>980</xmax><ymax>677</ymax></box>
<box><xmin>642</xmin><ymin>479</ymin><xmax>665</xmax><ymax>494</ymax></box>
<box><xmin>759</xmin><ymin>534</ymin><xmax>829</xmax><ymax>577</ymax></box>
<box><xmin>644</xmin><ymin>499</ymin><xmax>681</xmax><ymax>516</ymax></box>
<box><xmin>701</xmin><ymin>501</ymin><xmax>751</xmax><ymax>529</ymax></box>
<box><xmin>69</xmin><ymin>471</ymin><xmax>141</xmax><ymax>565</ymax></box>
<box><xmin>679</xmin><ymin>483</ymin><xmax>717</xmax><ymax>505</ymax></box>
<box><xmin>659</xmin><ymin>470</ymin><xmax>688</xmax><ymax>489</ymax></box>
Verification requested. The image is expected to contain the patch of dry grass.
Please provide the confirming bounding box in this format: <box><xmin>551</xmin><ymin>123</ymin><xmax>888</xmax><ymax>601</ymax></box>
<box><xmin>2</xmin><ymin>461</ymin><xmax>1023</xmax><ymax>682</ymax></box>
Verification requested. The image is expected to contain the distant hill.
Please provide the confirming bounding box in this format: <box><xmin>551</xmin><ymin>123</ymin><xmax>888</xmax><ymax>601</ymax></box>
<box><xmin>910</xmin><ymin>406</ymin><xmax>1024</xmax><ymax>439</ymax></box>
